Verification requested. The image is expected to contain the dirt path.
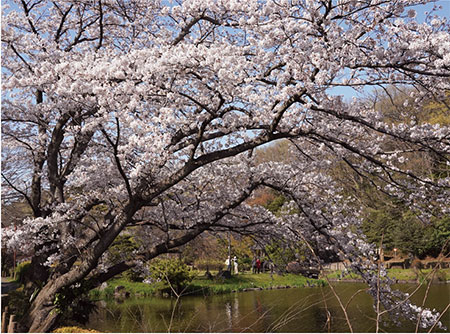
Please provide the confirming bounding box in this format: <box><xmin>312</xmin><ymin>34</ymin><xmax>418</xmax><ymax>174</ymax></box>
<box><xmin>1</xmin><ymin>277</ymin><xmax>18</xmax><ymax>295</ymax></box>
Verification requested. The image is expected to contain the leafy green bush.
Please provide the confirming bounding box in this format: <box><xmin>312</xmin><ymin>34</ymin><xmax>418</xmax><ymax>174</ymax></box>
<box><xmin>108</xmin><ymin>234</ymin><xmax>139</xmax><ymax>262</ymax></box>
<box><xmin>433</xmin><ymin>269</ymin><xmax>447</xmax><ymax>282</ymax></box>
<box><xmin>264</xmin><ymin>194</ymin><xmax>287</xmax><ymax>215</ymax></box>
<box><xmin>52</xmin><ymin>283</ymin><xmax>97</xmax><ymax>327</ymax></box>
<box><xmin>149</xmin><ymin>258</ymin><xmax>194</xmax><ymax>294</ymax></box>
<box><xmin>100</xmin><ymin>285</ymin><xmax>115</xmax><ymax>299</ymax></box>
<box><xmin>123</xmin><ymin>268</ymin><xmax>145</xmax><ymax>282</ymax></box>
<box><xmin>108</xmin><ymin>234</ymin><xmax>145</xmax><ymax>281</ymax></box>
<box><xmin>239</xmin><ymin>257</ymin><xmax>252</xmax><ymax>271</ymax></box>
<box><xmin>14</xmin><ymin>261</ymin><xmax>31</xmax><ymax>284</ymax></box>
<box><xmin>88</xmin><ymin>289</ymin><xmax>101</xmax><ymax>300</ymax></box>
<box><xmin>7</xmin><ymin>289</ymin><xmax>30</xmax><ymax>322</ymax></box>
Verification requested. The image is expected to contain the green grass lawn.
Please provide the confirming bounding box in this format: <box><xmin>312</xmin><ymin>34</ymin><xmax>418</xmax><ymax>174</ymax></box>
<box><xmin>90</xmin><ymin>278</ymin><xmax>160</xmax><ymax>299</ymax></box>
<box><xmin>387</xmin><ymin>267</ymin><xmax>450</xmax><ymax>281</ymax></box>
<box><xmin>92</xmin><ymin>268</ymin><xmax>449</xmax><ymax>300</ymax></box>
<box><xmin>325</xmin><ymin>268</ymin><xmax>450</xmax><ymax>282</ymax></box>
<box><xmin>92</xmin><ymin>272</ymin><xmax>324</xmax><ymax>299</ymax></box>
<box><xmin>188</xmin><ymin>272</ymin><xmax>323</xmax><ymax>294</ymax></box>
<box><xmin>324</xmin><ymin>270</ymin><xmax>361</xmax><ymax>280</ymax></box>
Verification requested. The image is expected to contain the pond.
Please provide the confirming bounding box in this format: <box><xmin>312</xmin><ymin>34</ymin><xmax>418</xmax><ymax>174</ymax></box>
<box><xmin>88</xmin><ymin>283</ymin><xmax>449</xmax><ymax>332</ymax></box>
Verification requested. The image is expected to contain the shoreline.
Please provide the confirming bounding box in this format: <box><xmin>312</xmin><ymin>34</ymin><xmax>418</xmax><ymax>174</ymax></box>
<box><xmin>328</xmin><ymin>278</ymin><xmax>450</xmax><ymax>284</ymax></box>
<box><xmin>115</xmin><ymin>278</ymin><xmax>450</xmax><ymax>300</ymax></box>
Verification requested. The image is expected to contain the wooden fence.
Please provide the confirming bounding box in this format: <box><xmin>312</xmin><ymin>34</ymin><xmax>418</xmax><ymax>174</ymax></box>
<box><xmin>1</xmin><ymin>307</ymin><xmax>17</xmax><ymax>333</ymax></box>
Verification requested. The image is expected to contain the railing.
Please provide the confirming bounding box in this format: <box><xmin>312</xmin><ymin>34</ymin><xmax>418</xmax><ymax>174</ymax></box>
<box><xmin>1</xmin><ymin>307</ymin><xmax>17</xmax><ymax>333</ymax></box>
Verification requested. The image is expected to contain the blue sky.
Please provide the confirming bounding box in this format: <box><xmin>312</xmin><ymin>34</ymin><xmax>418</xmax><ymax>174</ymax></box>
<box><xmin>329</xmin><ymin>0</ymin><xmax>450</xmax><ymax>100</ymax></box>
<box><xmin>416</xmin><ymin>0</ymin><xmax>449</xmax><ymax>21</ymax></box>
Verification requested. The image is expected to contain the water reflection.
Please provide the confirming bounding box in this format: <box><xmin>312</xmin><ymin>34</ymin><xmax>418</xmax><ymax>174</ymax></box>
<box><xmin>225</xmin><ymin>301</ymin><xmax>232</xmax><ymax>329</ymax></box>
<box><xmin>234</xmin><ymin>294</ymin><xmax>239</xmax><ymax>320</ymax></box>
<box><xmin>88</xmin><ymin>283</ymin><xmax>449</xmax><ymax>333</ymax></box>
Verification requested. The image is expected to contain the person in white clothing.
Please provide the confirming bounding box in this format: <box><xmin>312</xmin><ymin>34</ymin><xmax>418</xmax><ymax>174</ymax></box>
<box><xmin>233</xmin><ymin>256</ymin><xmax>238</xmax><ymax>274</ymax></box>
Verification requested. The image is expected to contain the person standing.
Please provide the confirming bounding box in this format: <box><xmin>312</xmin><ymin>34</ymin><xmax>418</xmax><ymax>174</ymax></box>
<box><xmin>256</xmin><ymin>258</ymin><xmax>261</xmax><ymax>274</ymax></box>
<box><xmin>233</xmin><ymin>256</ymin><xmax>238</xmax><ymax>274</ymax></box>
<box><xmin>251</xmin><ymin>257</ymin><xmax>256</xmax><ymax>274</ymax></box>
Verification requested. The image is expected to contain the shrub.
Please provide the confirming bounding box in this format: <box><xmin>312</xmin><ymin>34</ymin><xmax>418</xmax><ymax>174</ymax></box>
<box><xmin>7</xmin><ymin>289</ymin><xmax>30</xmax><ymax>323</ymax></box>
<box><xmin>52</xmin><ymin>283</ymin><xmax>97</xmax><ymax>327</ymax></box>
<box><xmin>14</xmin><ymin>261</ymin><xmax>31</xmax><ymax>284</ymax></box>
<box><xmin>107</xmin><ymin>234</ymin><xmax>146</xmax><ymax>282</ymax></box>
<box><xmin>149</xmin><ymin>258</ymin><xmax>194</xmax><ymax>294</ymax></box>
<box><xmin>123</xmin><ymin>267</ymin><xmax>145</xmax><ymax>282</ymax></box>
<box><xmin>434</xmin><ymin>269</ymin><xmax>447</xmax><ymax>282</ymax></box>
<box><xmin>88</xmin><ymin>289</ymin><xmax>101</xmax><ymax>300</ymax></box>
<box><xmin>240</xmin><ymin>257</ymin><xmax>252</xmax><ymax>271</ymax></box>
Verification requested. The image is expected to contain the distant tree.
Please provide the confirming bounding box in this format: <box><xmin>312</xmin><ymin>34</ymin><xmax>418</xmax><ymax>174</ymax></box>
<box><xmin>217</xmin><ymin>234</ymin><xmax>254</xmax><ymax>263</ymax></box>
<box><xmin>353</xmin><ymin>92</ymin><xmax>450</xmax><ymax>258</ymax></box>
<box><xmin>254</xmin><ymin>140</ymin><xmax>292</xmax><ymax>165</ymax></box>
<box><xmin>427</xmin><ymin>217</ymin><xmax>450</xmax><ymax>257</ymax></box>
<box><xmin>264</xmin><ymin>193</ymin><xmax>287</xmax><ymax>216</ymax></box>
<box><xmin>106</xmin><ymin>234</ymin><xmax>144</xmax><ymax>281</ymax></box>
<box><xmin>179</xmin><ymin>233</ymin><xmax>222</xmax><ymax>265</ymax></box>
<box><xmin>362</xmin><ymin>203</ymin><xmax>448</xmax><ymax>259</ymax></box>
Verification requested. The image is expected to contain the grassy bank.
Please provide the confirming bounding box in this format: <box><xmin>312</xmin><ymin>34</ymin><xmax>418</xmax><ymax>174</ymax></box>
<box><xmin>187</xmin><ymin>272</ymin><xmax>324</xmax><ymax>295</ymax></box>
<box><xmin>388</xmin><ymin>268</ymin><xmax>450</xmax><ymax>281</ymax></box>
<box><xmin>91</xmin><ymin>268</ymin><xmax>450</xmax><ymax>300</ymax></box>
<box><xmin>91</xmin><ymin>272</ymin><xmax>324</xmax><ymax>300</ymax></box>
<box><xmin>90</xmin><ymin>278</ymin><xmax>160</xmax><ymax>299</ymax></box>
<box><xmin>325</xmin><ymin>268</ymin><xmax>450</xmax><ymax>282</ymax></box>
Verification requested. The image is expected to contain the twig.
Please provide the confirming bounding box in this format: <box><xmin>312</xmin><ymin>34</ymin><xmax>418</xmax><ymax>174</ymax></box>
<box><xmin>427</xmin><ymin>303</ymin><xmax>450</xmax><ymax>333</ymax></box>
<box><xmin>375</xmin><ymin>233</ymin><xmax>384</xmax><ymax>333</ymax></box>
<box><xmin>291</xmin><ymin>228</ymin><xmax>354</xmax><ymax>333</ymax></box>
<box><xmin>320</xmin><ymin>285</ymin><xmax>332</xmax><ymax>332</ymax></box>
<box><xmin>415</xmin><ymin>268</ymin><xmax>437</xmax><ymax>333</ymax></box>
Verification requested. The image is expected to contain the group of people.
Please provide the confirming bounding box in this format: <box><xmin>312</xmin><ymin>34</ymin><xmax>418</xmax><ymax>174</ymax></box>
<box><xmin>251</xmin><ymin>257</ymin><xmax>262</xmax><ymax>273</ymax></box>
<box><xmin>225</xmin><ymin>256</ymin><xmax>239</xmax><ymax>274</ymax></box>
<box><xmin>224</xmin><ymin>256</ymin><xmax>275</xmax><ymax>274</ymax></box>
<box><xmin>252</xmin><ymin>257</ymin><xmax>275</xmax><ymax>274</ymax></box>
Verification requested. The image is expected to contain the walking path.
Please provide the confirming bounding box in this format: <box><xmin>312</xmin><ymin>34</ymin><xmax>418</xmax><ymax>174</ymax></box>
<box><xmin>1</xmin><ymin>277</ymin><xmax>18</xmax><ymax>295</ymax></box>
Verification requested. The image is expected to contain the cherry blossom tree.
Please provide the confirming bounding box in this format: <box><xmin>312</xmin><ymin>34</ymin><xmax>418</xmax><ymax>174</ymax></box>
<box><xmin>2</xmin><ymin>0</ymin><xmax>449</xmax><ymax>332</ymax></box>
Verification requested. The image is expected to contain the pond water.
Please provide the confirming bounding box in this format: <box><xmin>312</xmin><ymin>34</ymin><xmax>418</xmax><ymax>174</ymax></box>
<box><xmin>88</xmin><ymin>283</ymin><xmax>449</xmax><ymax>332</ymax></box>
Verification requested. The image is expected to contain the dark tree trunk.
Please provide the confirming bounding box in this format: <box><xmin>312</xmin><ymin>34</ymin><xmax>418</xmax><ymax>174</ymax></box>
<box><xmin>26</xmin><ymin>208</ymin><xmax>136</xmax><ymax>332</ymax></box>
<box><xmin>28</xmin><ymin>302</ymin><xmax>59</xmax><ymax>333</ymax></box>
<box><xmin>26</xmin><ymin>278</ymin><xmax>62</xmax><ymax>332</ymax></box>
